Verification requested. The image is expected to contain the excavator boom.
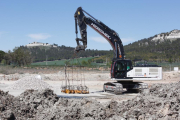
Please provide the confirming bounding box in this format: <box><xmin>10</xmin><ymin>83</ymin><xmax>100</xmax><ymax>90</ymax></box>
<box><xmin>75</xmin><ymin>7</ymin><xmax>124</xmax><ymax>59</ymax></box>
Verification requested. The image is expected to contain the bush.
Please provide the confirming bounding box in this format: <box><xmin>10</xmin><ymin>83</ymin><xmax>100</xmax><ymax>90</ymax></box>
<box><xmin>81</xmin><ymin>60</ymin><xmax>88</xmax><ymax>66</ymax></box>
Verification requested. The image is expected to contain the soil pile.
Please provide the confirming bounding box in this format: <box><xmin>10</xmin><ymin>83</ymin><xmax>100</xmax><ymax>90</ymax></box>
<box><xmin>163</xmin><ymin>71</ymin><xmax>180</xmax><ymax>80</ymax></box>
<box><xmin>0</xmin><ymin>90</ymin><xmax>15</xmax><ymax>120</ymax></box>
<box><xmin>1</xmin><ymin>81</ymin><xmax>180</xmax><ymax>120</ymax></box>
<box><xmin>0</xmin><ymin>89</ymin><xmax>58</xmax><ymax>120</ymax></box>
<box><xmin>6</xmin><ymin>76</ymin><xmax>52</xmax><ymax>90</ymax></box>
<box><xmin>110</xmin><ymin>82</ymin><xmax>180</xmax><ymax>119</ymax></box>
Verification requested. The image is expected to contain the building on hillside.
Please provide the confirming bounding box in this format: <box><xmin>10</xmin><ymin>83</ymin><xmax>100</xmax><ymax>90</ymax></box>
<box><xmin>25</xmin><ymin>42</ymin><xmax>58</xmax><ymax>48</ymax></box>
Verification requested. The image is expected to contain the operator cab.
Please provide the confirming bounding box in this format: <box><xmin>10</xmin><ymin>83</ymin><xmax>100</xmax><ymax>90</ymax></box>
<box><xmin>111</xmin><ymin>59</ymin><xmax>133</xmax><ymax>79</ymax></box>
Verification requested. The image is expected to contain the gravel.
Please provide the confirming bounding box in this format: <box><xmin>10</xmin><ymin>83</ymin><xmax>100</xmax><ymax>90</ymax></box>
<box><xmin>6</xmin><ymin>76</ymin><xmax>52</xmax><ymax>90</ymax></box>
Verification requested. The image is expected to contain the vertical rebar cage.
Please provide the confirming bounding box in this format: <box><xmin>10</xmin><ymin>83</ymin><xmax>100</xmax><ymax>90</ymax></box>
<box><xmin>61</xmin><ymin>65</ymin><xmax>89</xmax><ymax>94</ymax></box>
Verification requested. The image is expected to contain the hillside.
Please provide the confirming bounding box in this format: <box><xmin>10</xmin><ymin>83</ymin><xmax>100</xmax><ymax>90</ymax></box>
<box><xmin>20</xmin><ymin>45</ymin><xmax>113</xmax><ymax>62</ymax></box>
<box><xmin>124</xmin><ymin>29</ymin><xmax>180</xmax><ymax>62</ymax></box>
<box><xmin>17</xmin><ymin>29</ymin><xmax>180</xmax><ymax>63</ymax></box>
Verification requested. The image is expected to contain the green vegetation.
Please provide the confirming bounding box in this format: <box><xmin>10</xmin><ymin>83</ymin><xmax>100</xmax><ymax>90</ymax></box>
<box><xmin>22</xmin><ymin>45</ymin><xmax>112</xmax><ymax>62</ymax></box>
<box><xmin>31</xmin><ymin>57</ymin><xmax>94</xmax><ymax>66</ymax></box>
<box><xmin>13</xmin><ymin>47</ymin><xmax>32</xmax><ymax>66</ymax></box>
<box><xmin>124</xmin><ymin>38</ymin><xmax>180</xmax><ymax>62</ymax></box>
<box><xmin>3</xmin><ymin>30</ymin><xmax>180</xmax><ymax>68</ymax></box>
<box><xmin>2</xmin><ymin>48</ymin><xmax>32</xmax><ymax>66</ymax></box>
<box><xmin>29</xmin><ymin>36</ymin><xmax>180</xmax><ymax>68</ymax></box>
<box><xmin>0</xmin><ymin>50</ymin><xmax>5</xmax><ymax>63</ymax></box>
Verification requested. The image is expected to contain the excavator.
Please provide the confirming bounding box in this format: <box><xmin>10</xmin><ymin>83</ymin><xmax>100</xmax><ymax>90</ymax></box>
<box><xmin>74</xmin><ymin>7</ymin><xmax>162</xmax><ymax>94</ymax></box>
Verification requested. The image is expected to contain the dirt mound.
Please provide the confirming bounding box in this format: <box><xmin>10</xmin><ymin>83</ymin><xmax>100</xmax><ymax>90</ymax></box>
<box><xmin>109</xmin><ymin>82</ymin><xmax>180</xmax><ymax>119</ymax></box>
<box><xmin>0</xmin><ymin>89</ymin><xmax>122</xmax><ymax>120</ymax></box>
<box><xmin>163</xmin><ymin>71</ymin><xmax>180</xmax><ymax>80</ymax></box>
<box><xmin>0</xmin><ymin>90</ymin><xmax>15</xmax><ymax>120</ymax></box>
<box><xmin>1</xmin><ymin>82</ymin><xmax>180</xmax><ymax>119</ymax></box>
<box><xmin>149</xmin><ymin>82</ymin><xmax>180</xmax><ymax>98</ymax></box>
<box><xmin>0</xmin><ymin>89</ymin><xmax>58</xmax><ymax>120</ymax></box>
<box><xmin>6</xmin><ymin>76</ymin><xmax>52</xmax><ymax>90</ymax></box>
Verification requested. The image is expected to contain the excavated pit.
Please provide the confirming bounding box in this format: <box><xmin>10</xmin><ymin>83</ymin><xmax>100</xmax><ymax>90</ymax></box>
<box><xmin>1</xmin><ymin>81</ymin><xmax>180</xmax><ymax>120</ymax></box>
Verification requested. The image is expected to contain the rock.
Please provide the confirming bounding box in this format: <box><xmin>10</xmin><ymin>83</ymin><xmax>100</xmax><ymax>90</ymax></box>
<box><xmin>1</xmin><ymin>110</ymin><xmax>15</xmax><ymax>120</ymax></box>
<box><xmin>1</xmin><ymin>80</ymin><xmax>180</xmax><ymax>119</ymax></box>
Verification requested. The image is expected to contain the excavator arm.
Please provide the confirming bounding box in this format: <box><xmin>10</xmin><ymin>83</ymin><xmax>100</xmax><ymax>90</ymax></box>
<box><xmin>74</xmin><ymin>7</ymin><xmax>124</xmax><ymax>60</ymax></box>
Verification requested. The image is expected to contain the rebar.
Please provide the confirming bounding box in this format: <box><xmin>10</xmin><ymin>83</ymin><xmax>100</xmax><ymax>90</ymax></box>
<box><xmin>61</xmin><ymin>53</ymin><xmax>89</xmax><ymax>94</ymax></box>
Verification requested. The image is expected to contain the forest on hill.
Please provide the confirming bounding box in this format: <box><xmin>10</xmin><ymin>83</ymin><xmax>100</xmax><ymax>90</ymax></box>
<box><xmin>125</xmin><ymin>38</ymin><xmax>180</xmax><ymax>62</ymax></box>
<box><xmin>1</xmin><ymin>29</ymin><xmax>180</xmax><ymax>66</ymax></box>
<box><xmin>24</xmin><ymin>45</ymin><xmax>113</xmax><ymax>62</ymax></box>
<box><xmin>24</xmin><ymin>36</ymin><xmax>180</xmax><ymax>64</ymax></box>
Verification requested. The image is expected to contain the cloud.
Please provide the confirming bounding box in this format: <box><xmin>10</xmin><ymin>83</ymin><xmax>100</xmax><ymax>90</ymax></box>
<box><xmin>90</xmin><ymin>37</ymin><xmax>108</xmax><ymax>43</ymax></box>
<box><xmin>27</xmin><ymin>33</ymin><xmax>51</xmax><ymax>40</ymax></box>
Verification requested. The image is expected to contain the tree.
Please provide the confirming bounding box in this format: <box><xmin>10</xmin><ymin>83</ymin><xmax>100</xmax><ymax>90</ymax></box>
<box><xmin>13</xmin><ymin>48</ymin><xmax>32</xmax><ymax>66</ymax></box>
<box><xmin>168</xmin><ymin>58</ymin><xmax>172</xmax><ymax>64</ymax></box>
<box><xmin>0</xmin><ymin>50</ymin><xmax>5</xmax><ymax>63</ymax></box>
<box><xmin>1</xmin><ymin>59</ymin><xmax>6</xmax><ymax>65</ymax></box>
<box><xmin>4</xmin><ymin>50</ymin><xmax>14</xmax><ymax>65</ymax></box>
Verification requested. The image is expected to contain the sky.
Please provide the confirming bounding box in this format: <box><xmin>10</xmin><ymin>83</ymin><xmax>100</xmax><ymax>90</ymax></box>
<box><xmin>0</xmin><ymin>0</ymin><xmax>180</xmax><ymax>52</ymax></box>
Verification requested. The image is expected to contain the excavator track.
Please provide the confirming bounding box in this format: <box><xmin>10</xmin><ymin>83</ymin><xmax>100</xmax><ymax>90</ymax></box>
<box><xmin>103</xmin><ymin>82</ymin><xmax>123</xmax><ymax>94</ymax></box>
<box><xmin>103</xmin><ymin>82</ymin><xmax>148</xmax><ymax>94</ymax></box>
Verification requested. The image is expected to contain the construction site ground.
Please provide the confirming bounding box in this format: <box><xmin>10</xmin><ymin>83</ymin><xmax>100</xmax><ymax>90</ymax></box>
<box><xmin>1</xmin><ymin>70</ymin><xmax>180</xmax><ymax>119</ymax></box>
<box><xmin>0</xmin><ymin>70</ymin><xmax>179</xmax><ymax>103</ymax></box>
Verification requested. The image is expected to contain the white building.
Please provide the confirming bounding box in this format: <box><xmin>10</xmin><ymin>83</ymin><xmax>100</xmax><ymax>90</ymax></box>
<box><xmin>26</xmin><ymin>42</ymin><xmax>57</xmax><ymax>48</ymax></box>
